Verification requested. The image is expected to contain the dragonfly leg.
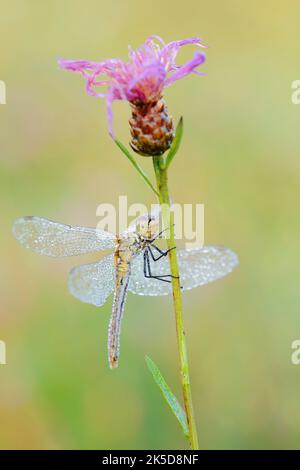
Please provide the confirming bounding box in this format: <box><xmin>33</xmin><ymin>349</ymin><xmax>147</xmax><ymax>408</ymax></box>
<box><xmin>148</xmin><ymin>244</ymin><xmax>176</xmax><ymax>262</ymax></box>
<box><xmin>146</xmin><ymin>223</ymin><xmax>175</xmax><ymax>243</ymax></box>
<box><xmin>143</xmin><ymin>249</ymin><xmax>179</xmax><ymax>283</ymax></box>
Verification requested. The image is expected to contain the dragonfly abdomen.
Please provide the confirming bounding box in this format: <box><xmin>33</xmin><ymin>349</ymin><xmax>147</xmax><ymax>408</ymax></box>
<box><xmin>108</xmin><ymin>266</ymin><xmax>131</xmax><ymax>369</ymax></box>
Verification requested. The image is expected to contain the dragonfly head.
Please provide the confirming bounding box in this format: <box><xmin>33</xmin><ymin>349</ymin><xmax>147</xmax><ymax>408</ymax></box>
<box><xmin>135</xmin><ymin>212</ymin><xmax>160</xmax><ymax>240</ymax></box>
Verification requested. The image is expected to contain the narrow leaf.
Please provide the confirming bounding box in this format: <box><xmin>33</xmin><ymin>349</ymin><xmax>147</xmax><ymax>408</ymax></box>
<box><xmin>145</xmin><ymin>355</ymin><xmax>189</xmax><ymax>437</ymax></box>
<box><xmin>164</xmin><ymin>117</ymin><xmax>184</xmax><ymax>170</ymax></box>
<box><xmin>114</xmin><ymin>139</ymin><xmax>159</xmax><ymax>197</ymax></box>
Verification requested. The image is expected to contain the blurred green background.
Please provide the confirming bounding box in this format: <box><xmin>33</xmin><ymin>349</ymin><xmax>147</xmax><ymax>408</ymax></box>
<box><xmin>1</xmin><ymin>0</ymin><xmax>300</xmax><ymax>450</ymax></box>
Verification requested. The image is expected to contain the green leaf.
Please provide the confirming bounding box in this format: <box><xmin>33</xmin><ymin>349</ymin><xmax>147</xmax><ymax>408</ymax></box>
<box><xmin>114</xmin><ymin>139</ymin><xmax>159</xmax><ymax>197</ymax></box>
<box><xmin>145</xmin><ymin>355</ymin><xmax>189</xmax><ymax>438</ymax></box>
<box><xmin>164</xmin><ymin>117</ymin><xmax>184</xmax><ymax>170</ymax></box>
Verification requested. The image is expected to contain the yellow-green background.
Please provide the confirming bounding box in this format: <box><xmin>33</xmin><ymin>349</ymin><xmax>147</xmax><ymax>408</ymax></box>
<box><xmin>1</xmin><ymin>0</ymin><xmax>299</xmax><ymax>449</ymax></box>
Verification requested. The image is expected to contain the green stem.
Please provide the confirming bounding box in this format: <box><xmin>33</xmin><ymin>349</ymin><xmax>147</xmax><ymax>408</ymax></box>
<box><xmin>152</xmin><ymin>155</ymin><xmax>199</xmax><ymax>450</ymax></box>
<box><xmin>114</xmin><ymin>139</ymin><xmax>159</xmax><ymax>197</ymax></box>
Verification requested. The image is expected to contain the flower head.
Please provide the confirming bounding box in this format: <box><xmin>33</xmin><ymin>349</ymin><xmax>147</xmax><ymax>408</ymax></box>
<box><xmin>59</xmin><ymin>36</ymin><xmax>206</xmax><ymax>155</ymax></box>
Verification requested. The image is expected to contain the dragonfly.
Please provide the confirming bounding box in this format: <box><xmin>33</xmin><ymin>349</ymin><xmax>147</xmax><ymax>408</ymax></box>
<box><xmin>13</xmin><ymin>213</ymin><xmax>238</xmax><ymax>368</ymax></box>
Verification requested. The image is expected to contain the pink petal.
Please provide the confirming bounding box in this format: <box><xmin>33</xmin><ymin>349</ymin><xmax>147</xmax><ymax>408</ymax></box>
<box><xmin>164</xmin><ymin>51</ymin><xmax>206</xmax><ymax>87</ymax></box>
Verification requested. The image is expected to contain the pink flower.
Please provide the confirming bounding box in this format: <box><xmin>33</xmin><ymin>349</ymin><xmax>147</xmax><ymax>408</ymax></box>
<box><xmin>58</xmin><ymin>36</ymin><xmax>206</xmax><ymax>137</ymax></box>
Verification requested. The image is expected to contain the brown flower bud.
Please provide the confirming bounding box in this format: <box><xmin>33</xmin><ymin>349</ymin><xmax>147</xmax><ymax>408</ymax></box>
<box><xmin>129</xmin><ymin>97</ymin><xmax>174</xmax><ymax>156</ymax></box>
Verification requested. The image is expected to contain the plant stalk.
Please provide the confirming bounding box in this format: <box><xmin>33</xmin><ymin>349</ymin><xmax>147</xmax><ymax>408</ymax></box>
<box><xmin>152</xmin><ymin>155</ymin><xmax>199</xmax><ymax>450</ymax></box>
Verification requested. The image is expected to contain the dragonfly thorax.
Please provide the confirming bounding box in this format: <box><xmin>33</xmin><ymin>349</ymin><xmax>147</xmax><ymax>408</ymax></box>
<box><xmin>114</xmin><ymin>232</ymin><xmax>145</xmax><ymax>274</ymax></box>
<box><xmin>118</xmin><ymin>232</ymin><xmax>147</xmax><ymax>256</ymax></box>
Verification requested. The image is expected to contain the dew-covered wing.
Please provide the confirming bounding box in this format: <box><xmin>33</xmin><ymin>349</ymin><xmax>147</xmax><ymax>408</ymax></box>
<box><xmin>13</xmin><ymin>216</ymin><xmax>116</xmax><ymax>257</ymax></box>
<box><xmin>68</xmin><ymin>254</ymin><xmax>115</xmax><ymax>307</ymax></box>
<box><xmin>128</xmin><ymin>246</ymin><xmax>239</xmax><ymax>296</ymax></box>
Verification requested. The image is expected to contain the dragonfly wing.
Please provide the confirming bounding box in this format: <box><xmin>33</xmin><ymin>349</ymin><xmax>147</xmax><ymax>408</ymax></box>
<box><xmin>177</xmin><ymin>245</ymin><xmax>238</xmax><ymax>291</ymax></box>
<box><xmin>68</xmin><ymin>254</ymin><xmax>115</xmax><ymax>307</ymax></box>
<box><xmin>128</xmin><ymin>246</ymin><xmax>238</xmax><ymax>296</ymax></box>
<box><xmin>13</xmin><ymin>216</ymin><xmax>116</xmax><ymax>257</ymax></box>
